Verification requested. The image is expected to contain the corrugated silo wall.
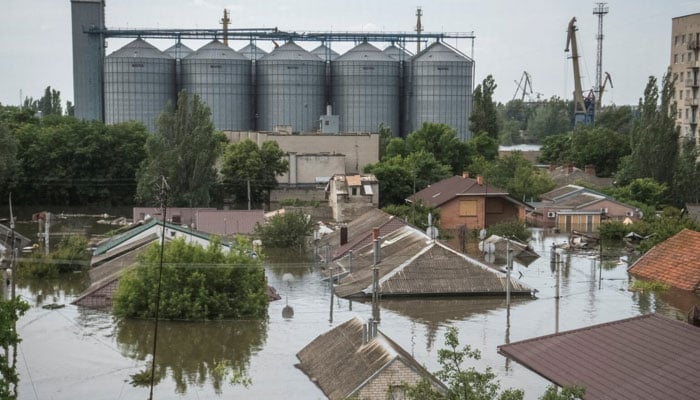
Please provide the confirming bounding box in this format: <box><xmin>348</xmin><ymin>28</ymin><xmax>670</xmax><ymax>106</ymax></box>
<box><xmin>331</xmin><ymin>59</ymin><xmax>400</xmax><ymax>135</ymax></box>
<box><xmin>256</xmin><ymin>59</ymin><xmax>326</xmax><ymax>133</ymax></box>
<box><xmin>71</xmin><ymin>0</ymin><xmax>105</xmax><ymax>121</ymax></box>
<box><xmin>181</xmin><ymin>58</ymin><xmax>252</xmax><ymax>131</ymax></box>
<box><xmin>407</xmin><ymin>59</ymin><xmax>474</xmax><ymax>141</ymax></box>
<box><xmin>104</xmin><ymin>57</ymin><xmax>176</xmax><ymax>133</ymax></box>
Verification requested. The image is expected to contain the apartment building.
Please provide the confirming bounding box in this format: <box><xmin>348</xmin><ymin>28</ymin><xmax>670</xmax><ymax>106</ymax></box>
<box><xmin>671</xmin><ymin>13</ymin><xmax>700</xmax><ymax>141</ymax></box>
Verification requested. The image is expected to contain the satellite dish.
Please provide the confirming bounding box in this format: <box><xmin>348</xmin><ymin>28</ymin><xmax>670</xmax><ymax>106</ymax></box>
<box><xmin>478</xmin><ymin>241</ymin><xmax>496</xmax><ymax>254</ymax></box>
<box><xmin>282</xmin><ymin>305</ymin><xmax>294</xmax><ymax>319</ymax></box>
<box><xmin>479</xmin><ymin>229</ymin><xmax>487</xmax><ymax>240</ymax></box>
<box><xmin>426</xmin><ymin>226</ymin><xmax>438</xmax><ymax>240</ymax></box>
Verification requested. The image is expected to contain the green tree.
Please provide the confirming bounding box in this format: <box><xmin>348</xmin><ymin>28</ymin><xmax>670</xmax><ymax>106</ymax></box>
<box><xmin>23</xmin><ymin>86</ymin><xmax>63</xmax><ymax>116</ymax></box>
<box><xmin>383</xmin><ymin>201</ymin><xmax>440</xmax><ymax>231</ymax></box>
<box><xmin>136</xmin><ymin>90</ymin><xmax>226</xmax><ymax>207</ymax></box>
<box><xmin>595</xmin><ymin>105</ymin><xmax>634</xmax><ymax>135</ymax></box>
<box><xmin>607</xmin><ymin>178</ymin><xmax>667</xmax><ymax>210</ymax></box>
<box><xmin>617</xmin><ymin>74</ymin><xmax>679</xmax><ymax>186</ymax></box>
<box><xmin>467</xmin><ymin>132</ymin><xmax>499</xmax><ymax>161</ymax></box>
<box><xmin>406</xmin><ymin>122</ymin><xmax>471</xmax><ymax>174</ymax></box>
<box><xmin>473</xmin><ymin>152</ymin><xmax>555</xmax><ymax>201</ymax></box>
<box><xmin>672</xmin><ymin>141</ymin><xmax>700</xmax><ymax>204</ymax></box>
<box><xmin>497</xmin><ymin>100</ymin><xmax>531</xmax><ymax>145</ymax></box>
<box><xmin>254</xmin><ymin>210</ymin><xmax>315</xmax><ymax>251</ymax></box>
<box><xmin>378</xmin><ymin>123</ymin><xmax>394</xmax><ymax>160</ymax></box>
<box><xmin>113</xmin><ymin>236</ymin><xmax>268</xmax><ymax>320</ymax></box>
<box><xmin>570</xmin><ymin>126</ymin><xmax>630</xmax><ymax>177</ymax></box>
<box><xmin>539</xmin><ymin>386</ymin><xmax>585</xmax><ymax>400</ymax></box>
<box><xmin>221</xmin><ymin>139</ymin><xmax>288</xmax><ymax>208</ymax></box>
<box><xmin>527</xmin><ymin>97</ymin><xmax>571</xmax><ymax>141</ymax></box>
<box><xmin>538</xmin><ymin>134</ymin><xmax>572</xmax><ymax>165</ymax></box>
<box><xmin>0</xmin><ymin>122</ymin><xmax>18</xmax><ymax>190</ymax></box>
<box><xmin>0</xmin><ymin>297</ymin><xmax>30</xmax><ymax>399</ymax></box>
<box><xmin>19</xmin><ymin>235</ymin><xmax>91</xmax><ymax>278</ymax></box>
<box><xmin>470</xmin><ymin>75</ymin><xmax>500</xmax><ymax>140</ymax></box>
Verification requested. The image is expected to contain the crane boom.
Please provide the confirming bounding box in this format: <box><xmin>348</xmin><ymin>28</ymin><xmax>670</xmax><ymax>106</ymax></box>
<box><xmin>599</xmin><ymin>72</ymin><xmax>613</xmax><ymax>105</ymax></box>
<box><xmin>565</xmin><ymin>17</ymin><xmax>587</xmax><ymax>124</ymax></box>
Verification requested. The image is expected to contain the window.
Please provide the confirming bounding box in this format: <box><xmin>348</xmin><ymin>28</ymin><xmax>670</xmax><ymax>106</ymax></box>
<box><xmin>680</xmin><ymin>90</ymin><xmax>684</xmax><ymax>100</ymax></box>
<box><xmin>675</xmin><ymin>35</ymin><xmax>679</xmax><ymax>45</ymax></box>
<box><xmin>351</xmin><ymin>187</ymin><xmax>357</xmax><ymax>196</ymax></box>
<box><xmin>683</xmin><ymin>34</ymin><xmax>686</xmax><ymax>44</ymax></box>
<box><xmin>687</xmin><ymin>108</ymin><xmax>690</xmax><ymax>119</ymax></box>
<box><xmin>459</xmin><ymin>200</ymin><xmax>477</xmax><ymax>216</ymax></box>
<box><xmin>681</xmin><ymin>71</ymin><xmax>684</xmax><ymax>81</ymax></box>
<box><xmin>389</xmin><ymin>386</ymin><xmax>406</xmax><ymax>400</ymax></box>
<box><xmin>675</xmin><ymin>54</ymin><xmax>678</xmax><ymax>64</ymax></box>
<box><xmin>682</xmin><ymin>53</ymin><xmax>685</xmax><ymax>63</ymax></box>
<box><xmin>690</xmin><ymin>52</ymin><xmax>694</xmax><ymax>62</ymax></box>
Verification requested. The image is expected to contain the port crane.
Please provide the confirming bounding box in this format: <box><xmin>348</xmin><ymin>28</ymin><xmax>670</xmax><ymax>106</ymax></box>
<box><xmin>565</xmin><ymin>17</ymin><xmax>594</xmax><ymax>125</ymax></box>
<box><xmin>512</xmin><ymin>71</ymin><xmax>533</xmax><ymax>102</ymax></box>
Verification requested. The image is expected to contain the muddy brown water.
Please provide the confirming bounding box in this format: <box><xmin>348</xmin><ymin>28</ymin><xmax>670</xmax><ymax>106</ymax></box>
<box><xmin>12</xmin><ymin>229</ymin><xmax>700</xmax><ymax>399</ymax></box>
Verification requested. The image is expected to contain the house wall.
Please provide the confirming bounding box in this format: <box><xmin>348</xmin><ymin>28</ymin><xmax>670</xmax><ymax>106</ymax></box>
<box><xmin>225</xmin><ymin>131</ymin><xmax>379</xmax><ymax>174</ymax></box>
<box><xmin>270</xmin><ymin>187</ymin><xmax>328</xmax><ymax>203</ymax></box>
<box><xmin>132</xmin><ymin>207</ymin><xmax>216</xmax><ymax>227</ymax></box>
<box><xmin>439</xmin><ymin>196</ymin><xmax>521</xmax><ymax>231</ymax></box>
<box><xmin>278</xmin><ymin>153</ymin><xmax>346</xmax><ymax>185</ymax></box>
<box><xmin>580</xmin><ymin>199</ymin><xmax>638</xmax><ymax>221</ymax></box>
<box><xmin>556</xmin><ymin>214</ymin><xmax>602</xmax><ymax>232</ymax></box>
<box><xmin>356</xmin><ymin>359</ymin><xmax>442</xmax><ymax>400</ymax></box>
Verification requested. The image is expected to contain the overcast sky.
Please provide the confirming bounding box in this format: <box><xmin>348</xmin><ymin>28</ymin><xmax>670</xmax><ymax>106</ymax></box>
<box><xmin>0</xmin><ymin>0</ymin><xmax>697</xmax><ymax>108</ymax></box>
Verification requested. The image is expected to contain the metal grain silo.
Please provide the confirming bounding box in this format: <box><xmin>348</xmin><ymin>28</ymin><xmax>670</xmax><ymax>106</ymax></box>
<box><xmin>331</xmin><ymin>42</ymin><xmax>400</xmax><ymax>134</ymax></box>
<box><xmin>383</xmin><ymin>44</ymin><xmax>410</xmax><ymax>61</ymax></box>
<box><xmin>407</xmin><ymin>41</ymin><xmax>473</xmax><ymax>141</ymax></box>
<box><xmin>165</xmin><ymin>43</ymin><xmax>193</xmax><ymax>93</ymax></box>
<box><xmin>181</xmin><ymin>40</ymin><xmax>251</xmax><ymax>131</ymax></box>
<box><xmin>311</xmin><ymin>44</ymin><xmax>339</xmax><ymax>61</ymax></box>
<box><xmin>104</xmin><ymin>38</ymin><xmax>175</xmax><ymax>132</ymax></box>
<box><xmin>256</xmin><ymin>41</ymin><xmax>325</xmax><ymax>133</ymax></box>
<box><xmin>239</xmin><ymin>43</ymin><xmax>267</xmax><ymax>61</ymax></box>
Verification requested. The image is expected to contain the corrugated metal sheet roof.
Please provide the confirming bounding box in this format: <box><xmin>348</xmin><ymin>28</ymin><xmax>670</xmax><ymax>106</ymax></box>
<box><xmin>412</xmin><ymin>41</ymin><xmax>472</xmax><ymax>63</ymax></box>
<box><xmin>498</xmin><ymin>313</ymin><xmax>700</xmax><ymax>400</ymax></box>
<box><xmin>164</xmin><ymin>43</ymin><xmax>193</xmax><ymax>59</ymax></box>
<box><xmin>186</xmin><ymin>40</ymin><xmax>248</xmax><ymax>60</ymax></box>
<box><xmin>320</xmin><ymin>208</ymin><xmax>394</xmax><ymax>249</ymax></box>
<box><xmin>383</xmin><ymin>44</ymin><xmax>411</xmax><ymax>60</ymax></box>
<box><xmin>238</xmin><ymin>43</ymin><xmax>267</xmax><ymax>60</ymax></box>
<box><xmin>107</xmin><ymin>38</ymin><xmax>171</xmax><ymax>59</ymax></box>
<box><xmin>540</xmin><ymin>184</ymin><xmax>585</xmax><ymax>201</ymax></box>
<box><xmin>296</xmin><ymin>317</ymin><xmax>446</xmax><ymax>399</ymax></box>
<box><xmin>310</xmin><ymin>44</ymin><xmax>339</xmax><ymax>61</ymax></box>
<box><xmin>410</xmin><ymin>175</ymin><xmax>509</xmax><ymax>207</ymax></box>
<box><xmin>335</xmin><ymin>42</ymin><xmax>394</xmax><ymax>62</ymax></box>
<box><xmin>331</xmin><ymin>215</ymin><xmax>407</xmax><ymax>261</ymax></box>
<box><xmin>628</xmin><ymin>229</ymin><xmax>700</xmax><ymax>292</ymax></box>
<box><xmin>259</xmin><ymin>41</ymin><xmax>322</xmax><ymax>62</ymax></box>
<box><xmin>195</xmin><ymin>210</ymin><xmax>264</xmax><ymax>235</ymax></box>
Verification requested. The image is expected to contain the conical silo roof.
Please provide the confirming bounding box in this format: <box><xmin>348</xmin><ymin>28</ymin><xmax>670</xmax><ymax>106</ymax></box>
<box><xmin>412</xmin><ymin>41</ymin><xmax>472</xmax><ymax>62</ymax></box>
<box><xmin>383</xmin><ymin>44</ymin><xmax>411</xmax><ymax>61</ymax></box>
<box><xmin>239</xmin><ymin>43</ymin><xmax>267</xmax><ymax>60</ymax></box>
<box><xmin>187</xmin><ymin>40</ymin><xmax>248</xmax><ymax>60</ymax></box>
<box><xmin>107</xmin><ymin>38</ymin><xmax>171</xmax><ymax>59</ymax></box>
<box><xmin>335</xmin><ymin>42</ymin><xmax>393</xmax><ymax>62</ymax></box>
<box><xmin>164</xmin><ymin>43</ymin><xmax>193</xmax><ymax>59</ymax></box>
<box><xmin>311</xmin><ymin>44</ymin><xmax>339</xmax><ymax>61</ymax></box>
<box><xmin>259</xmin><ymin>41</ymin><xmax>322</xmax><ymax>62</ymax></box>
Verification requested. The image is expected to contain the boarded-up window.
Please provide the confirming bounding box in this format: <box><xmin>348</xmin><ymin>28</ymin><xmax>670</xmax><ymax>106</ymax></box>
<box><xmin>459</xmin><ymin>200</ymin><xmax>477</xmax><ymax>216</ymax></box>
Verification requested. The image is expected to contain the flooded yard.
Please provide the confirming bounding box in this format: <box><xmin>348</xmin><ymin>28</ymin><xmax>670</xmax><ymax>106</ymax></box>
<box><xmin>12</xmin><ymin>230</ymin><xmax>700</xmax><ymax>399</ymax></box>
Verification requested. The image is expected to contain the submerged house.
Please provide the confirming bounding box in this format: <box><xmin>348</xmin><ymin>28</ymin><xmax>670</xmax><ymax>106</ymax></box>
<box><xmin>329</xmin><ymin>210</ymin><xmax>532</xmax><ymax>299</ymax></box>
<box><xmin>408</xmin><ymin>173</ymin><xmax>530</xmax><ymax>233</ymax></box>
<box><xmin>325</xmin><ymin>173</ymin><xmax>379</xmax><ymax>222</ymax></box>
<box><xmin>498</xmin><ymin>313</ymin><xmax>700</xmax><ymax>400</ymax></box>
<box><xmin>296</xmin><ymin>317</ymin><xmax>447</xmax><ymax>400</ymax></box>
<box><xmin>529</xmin><ymin>184</ymin><xmax>639</xmax><ymax>231</ymax></box>
<box><xmin>628</xmin><ymin>229</ymin><xmax>700</xmax><ymax>292</ymax></box>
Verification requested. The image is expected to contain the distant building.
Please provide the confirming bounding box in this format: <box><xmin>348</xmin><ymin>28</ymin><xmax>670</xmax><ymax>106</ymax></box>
<box><xmin>325</xmin><ymin>173</ymin><xmax>379</xmax><ymax>222</ymax></box>
<box><xmin>132</xmin><ymin>207</ymin><xmax>264</xmax><ymax>236</ymax></box>
<box><xmin>628</xmin><ymin>228</ymin><xmax>700</xmax><ymax>292</ymax></box>
<box><xmin>408</xmin><ymin>173</ymin><xmax>531</xmax><ymax>232</ymax></box>
<box><xmin>296</xmin><ymin>317</ymin><xmax>447</xmax><ymax>400</ymax></box>
<box><xmin>545</xmin><ymin>164</ymin><xmax>613</xmax><ymax>188</ymax></box>
<box><xmin>529</xmin><ymin>184</ymin><xmax>639</xmax><ymax>231</ymax></box>
<box><xmin>671</xmin><ymin>13</ymin><xmax>700</xmax><ymax>141</ymax></box>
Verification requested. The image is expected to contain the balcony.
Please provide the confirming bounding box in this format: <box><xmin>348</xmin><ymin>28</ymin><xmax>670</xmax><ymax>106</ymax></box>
<box><xmin>689</xmin><ymin>39</ymin><xmax>700</xmax><ymax>51</ymax></box>
<box><xmin>686</xmin><ymin>78</ymin><xmax>699</xmax><ymax>88</ymax></box>
<box><xmin>688</xmin><ymin>60</ymin><xmax>700</xmax><ymax>70</ymax></box>
<box><xmin>686</xmin><ymin>98</ymin><xmax>699</xmax><ymax>107</ymax></box>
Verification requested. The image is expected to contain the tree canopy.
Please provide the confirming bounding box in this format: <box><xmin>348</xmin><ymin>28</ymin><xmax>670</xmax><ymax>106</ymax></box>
<box><xmin>254</xmin><ymin>210</ymin><xmax>315</xmax><ymax>251</ymax></box>
<box><xmin>221</xmin><ymin>139</ymin><xmax>288</xmax><ymax>209</ymax></box>
<box><xmin>470</xmin><ymin>75</ymin><xmax>500</xmax><ymax>140</ymax></box>
<box><xmin>136</xmin><ymin>90</ymin><xmax>226</xmax><ymax>207</ymax></box>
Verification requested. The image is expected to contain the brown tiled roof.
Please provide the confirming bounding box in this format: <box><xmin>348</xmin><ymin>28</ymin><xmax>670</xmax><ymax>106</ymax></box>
<box><xmin>331</xmin><ymin>215</ymin><xmax>407</xmax><ymax>260</ymax></box>
<box><xmin>410</xmin><ymin>175</ymin><xmax>508</xmax><ymax>207</ymax></box>
<box><xmin>321</xmin><ymin>208</ymin><xmax>394</xmax><ymax>248</ymax></box>
<box><xmin>498</xmin><ymin>313</ymin><xmax>700</xmax><ymax>400</ymax></box>
<box><xmin>333</xmin><ymin>225</ymin><xmax>532</xmax><ymax>298</ymax></box>
<box><xmin>195</xmin><ymin>210</ymin><xmax>265</xmax><ymax>235</ymax></box>
<box><xmin>296</xmin><ymin>317</ymin><xmax>447</xmax><ymax>399</ymax></box>
<box><xmin>628</xmin><ymin>229</ymin><xmax>700</xmax><ymax>292</ymax></box>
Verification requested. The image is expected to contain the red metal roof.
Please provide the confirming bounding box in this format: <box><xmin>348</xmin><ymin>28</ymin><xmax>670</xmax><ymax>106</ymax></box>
<box><xmin>498</xmin><ymin>313</ymin><xmax>700</xmax><ymax>400</ymax></box>
<box><xmin>628</xmin><ymin>229</ymin><xmax>700</xmax><ymax>292</ymax></box>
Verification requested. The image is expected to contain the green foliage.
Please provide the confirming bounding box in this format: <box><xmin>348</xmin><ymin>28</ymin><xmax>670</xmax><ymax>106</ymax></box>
<box><xmin>0</xmin><ymin>297</ymin><xmax>30</xmax><ymax>399</ymax></box>
<box><xmin>671</xmin><ymin>140</ymin><xmax>700</xmax><ymax>205</ymax></box>
<box><xmin>467</xmin><ymin>132</ymin><xmax>499</xmax><ymax>161</ymax></box>
<box><xmin>378</xmin><ymin>123</ymin><xmax>394</xmax><ymax>160</ymax></box>
<box><xmin>606</xmin><ymin>178</ymin><xmax>667</xmax><ymax>209</ymax></box>
<box><xmin>470</xmin><ymin>75</ymin><xmax>500</xmax><ymax>140</ymax></box>
<box><xmin>254</xmin><ymin>211</ymin><xmax>315</xmax><ymax>251</ymax></box>
<box><xmin>526</xmin><ymin>97</ymin><xmax>572</xmax><ymax>141</ymax></box>
<box><xmin>471</xmin><ymin>152</ymin><xmax>555</xmax><ymax>201</ymax></box>
<box><xmin>595</xmin><ymin>105</ymin><xmax>634</xmax><ymax>135</ymax></box>
<box><xmin>497</xmin><ymin>100</ymin><xmax>531</xmax><ymax>145</ymax></box>
<box><xmin>538</xmin><ymin>386</ymin><xmax>585</xmax><ymax>400</ymax></box>
<box><xmin>538</xmin><ymin>134</ymin><xmax>571</xmax><ymax>165</ymax></box>
<box><xmin>137</xmin><ymin>90</ymin><xmax>226</xmax><ymax>207</ymax></box>
<box><xmin>406</xmin><ymin>122</ymin><xmax>471</xmax><ymax>174</ymax></box>
<box><xmin>617</xmin><ymin>74</ymin><xmax>679</xmax><ymax>187</ymax></box>
<box><xmin>569</xmin><ymin>126</ymin><xmax>630</xmax><ymax>177</ymax></box>
<box><xmin>278</xmin><ymin>198</ymin><xmax>320</xmax><ymax>207</ymax></box>
<box><xmin>0</xmin><ymin>121</ymin><xmax>18</xmax><ymax>189</ymax></box>
<box><xmin>113</xmin><ymin>237</ymin><xmax>268</xmax><ymax>320</ymax></box>
<box><xmin>598</xmin><ymin>220</ymin><xmax>630</xmax><ymax>241</ymax></box>
<box><xmin>221</xmin><ymin>139</ymin><xmax>288</xmax><ymax>208</ymax></box>
<box><xmin>486</xmin><ymin>219</ymin><xmax>531</xmax><ymax>242</ymax></box>
<box><xmin>629</xmin><ymin>279</ymin><xmax>670</xmax><ymax>292</ymax></box>
<box><xmin>18</xmin><ymin>235</ymin><xmax>90</xmax><ymax>278</ymax></box>
<box><xmin>23</xmin><ymin>86</ymin><xmax>63</xmax><ymax>116</ymax></box>
<box><xmin>383</xmin><ymin>202</ymin><xmax>440</xmax><ymax>231</ymax></box>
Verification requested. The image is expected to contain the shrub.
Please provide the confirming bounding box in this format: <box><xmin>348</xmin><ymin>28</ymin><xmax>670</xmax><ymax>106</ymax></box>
<box><xmin>486</xmin><ymin>219</ymin><xmax>531</xmax><ymax>242</ymax></box>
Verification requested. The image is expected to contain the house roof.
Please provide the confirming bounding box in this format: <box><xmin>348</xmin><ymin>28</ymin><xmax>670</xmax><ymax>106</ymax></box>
<box><xmin>498</xmin><ymin>313</ymin><xmax>700</xmax><ymax>400</ymax></box>
<box><xmin>409</xmin><ymin>175</ymin><xmax>509</xmax><ymax>208</ymax></box>
<box><xmin>321</xmin><ymin>208</ymin><xmax>394</xmax><ymax>249</ymax></box>
<box><xmin>686</xmin><ymin>203</ymin><xmax>700</xmax><ymax>221</ymax></box>
<box><xmin>540</xmin><ymin>184</ymin><xmax>586</xmax><ymax>201</ymax></box>
<box><xmin>333</xmin><ymin>224</ymin><xmax>532</xmax><ymax>298</ymax></box>
<box><xmin>296</xmin><ymin>317</ymin><xmax>447</xmax><ymax>400</ymax></box>
<box><xmin>0</xmin><ymin>223</ymin><xmax>31</xmax><ymax>250</ymax></box>
<box><xmin>628</xmin><ymin>229</ymin><xmax>700</xmax><ymax>292</ymax></box>
<box><xmin>331</xmin><ymin>214</ymin><xmax>408</xmax><ymax>261</ymax></box>
<box><xmin>195</xmin><ymin>210</ymin><xmax>264</xmax><ymax>236</ymax></box>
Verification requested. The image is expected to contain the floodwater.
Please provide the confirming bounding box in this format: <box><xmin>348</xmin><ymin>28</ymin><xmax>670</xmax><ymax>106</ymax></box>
<box><xmin>12</xmin><ymin>229</ymin><xmax>700</xmax><ymax>400</ymax></box>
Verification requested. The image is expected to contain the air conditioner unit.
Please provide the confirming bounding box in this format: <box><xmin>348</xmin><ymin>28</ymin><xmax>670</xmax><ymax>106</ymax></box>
<box><xmin>626</xmin><ymin>211</ymin><xmax>635</xmax><ymax>217</ymax></box>
<box><xmin>547</xmin><ymin>211</ymin><xmax>556</xmax><ymax>218</ymax></box>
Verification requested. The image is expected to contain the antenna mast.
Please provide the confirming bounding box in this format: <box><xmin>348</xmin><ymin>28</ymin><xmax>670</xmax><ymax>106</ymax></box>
<box><xmin>415</xmin><ymin>6</ymin><xmax>423</xmax><ymax>53</ymax></box>
<box><xmin>593</xmin><ymin>3</ymin><xmax>609</xmax><ymax>111</ymax></box>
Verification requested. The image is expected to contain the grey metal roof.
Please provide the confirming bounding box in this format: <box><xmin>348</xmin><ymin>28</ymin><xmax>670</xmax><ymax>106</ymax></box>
<box><xmin>186</xmin><ymin>40</ymin><xmax>248</xmax><ymax>60</ymax></box>
<box><xmin>335</xmin><ymin>41</ymin><xmax>394</xmax><ymax>62</ymax></box>
<box><xmin>498</xmin><ymin>313</ymin><xmax>700</xmax><ymax>400</ymax></box>
<box><xmin>412</xmin><ymin>41</ymin><xmax>472</xmax><ymax>63</ymax></box>
<box><xmin>238</xmin><ymin>43</ymin><xmax>267</xmax><ymax>60</ymax></box>
<box><xmin>310</xmin><ymin>44</ymin><xmax>339</xmax><ymax>61</ymax></box>
<box><xmin>259</xmin><ymin>41</ymin><xmax>322</xmax><ymax>62</ymax></box>
<box><xmin>107</xmin><ymin>38</ymin><xmax>171</xmax><ymax>59</ymax></box>
<box><xmin>164</xmin><ymin>43</ymin><xmax>193</xmax><ymax>59</ymax></box>
<box><xmin>383</xmin><ymin>44</ymin><xmax>411</xmax><ymax>60</ymax></box>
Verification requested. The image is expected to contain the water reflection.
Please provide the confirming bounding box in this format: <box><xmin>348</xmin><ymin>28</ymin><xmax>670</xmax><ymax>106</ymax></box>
<box><xmin>16</xmin><ymin>273</ymin><xmax>90</xmax><ymax>306</ymax></box>
<box><xmin>115</xmin><ymin>317</ymin><xmax>268</xmax><ymax>394</ymax></box>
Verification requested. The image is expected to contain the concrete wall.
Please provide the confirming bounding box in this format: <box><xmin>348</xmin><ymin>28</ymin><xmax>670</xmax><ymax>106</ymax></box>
<box><xmin>278</xmin><ymin>152</ymin><xmax>345</xmax><ymax>185</ymax></box>
<box><xmin>270</xmin><ymin>187</ymin><xmax>327</xmax><ymax>203</ymax></box>
<box><xmin>225</xmin><ymin>131</ymin><xmax>379</xmax><ymax>174</ymax></box>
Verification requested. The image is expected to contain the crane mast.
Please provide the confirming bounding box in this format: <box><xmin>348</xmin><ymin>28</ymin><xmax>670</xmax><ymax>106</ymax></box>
<box><xmin>565</xmin><ymin>17</ymin><xmax>591</xmax><ymax>125</ymax></box>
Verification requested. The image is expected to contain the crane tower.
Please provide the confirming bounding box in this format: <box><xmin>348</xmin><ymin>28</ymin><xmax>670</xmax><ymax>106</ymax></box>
<box><xmin>593</xmin><ymin>3</ymin><xmax>609</xmax><ymax>111</ymax></box>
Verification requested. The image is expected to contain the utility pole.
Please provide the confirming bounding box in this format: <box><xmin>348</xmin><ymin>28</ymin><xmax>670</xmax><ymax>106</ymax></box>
<box><xmin>593</xmin><ymin>3</ymin><xmax>609</xmax><ymax>112</ymax></box>
<box><xmin>8</xmin><ymin>194</ymin><xmax>16</xmax><ymax>301</ymax></box>
<box><xmin>415</xmin><ymin>7</ymin><xmax>423</xmax><ymax>53</ymax></box>
<box><xmin>149</xmin><ymin>176</ymin><xmax>169</xmax><ymax>400</ymax></box>
<box><xmin>247</xmin><ymin>179</ymin><xmax>251</xmax><ymax>211</ymax></box>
